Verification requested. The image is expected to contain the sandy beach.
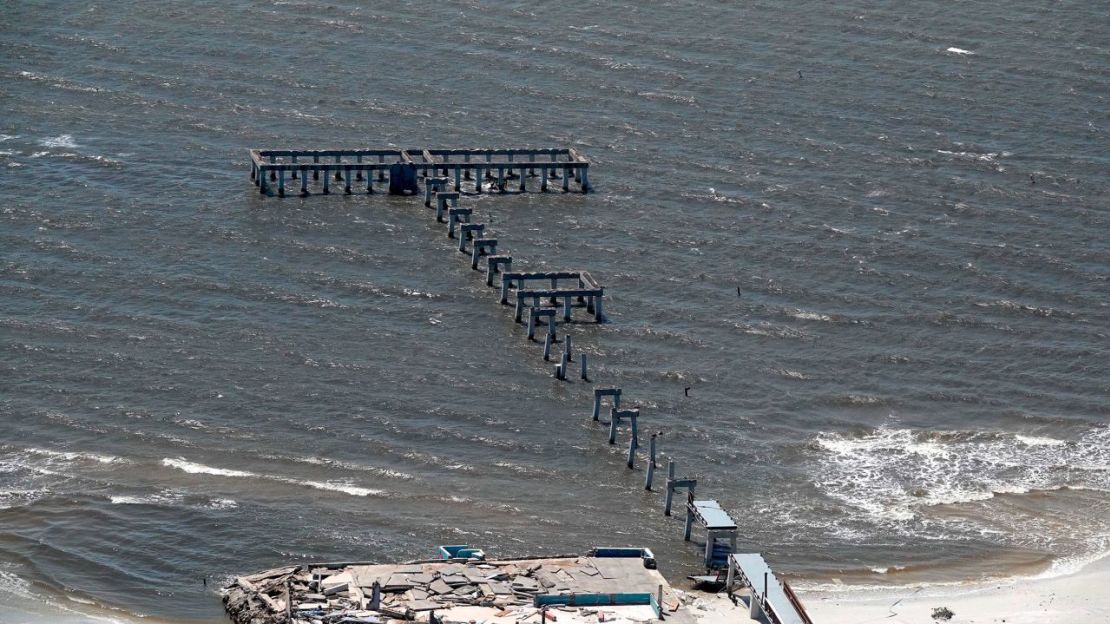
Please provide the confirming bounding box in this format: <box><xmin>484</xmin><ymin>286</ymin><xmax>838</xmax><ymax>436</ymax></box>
<box><xmin>799</xmin><ymin>555</ymin><xmax>1110</xmax><ymax>624</ymax></box>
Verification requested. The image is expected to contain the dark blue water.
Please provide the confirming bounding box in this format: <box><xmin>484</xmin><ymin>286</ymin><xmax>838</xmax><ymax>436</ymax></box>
<box><xmin>1</xmin><ymin>1</ymin><xmax>1108</xmax><ymax>621</ymax></box>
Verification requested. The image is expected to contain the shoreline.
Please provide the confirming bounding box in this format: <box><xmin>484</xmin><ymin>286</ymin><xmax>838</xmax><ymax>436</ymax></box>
<box><xmin>797</xmin><ymin>552</ymin><xmax>1110</xmax><ymax>624</ymax></box>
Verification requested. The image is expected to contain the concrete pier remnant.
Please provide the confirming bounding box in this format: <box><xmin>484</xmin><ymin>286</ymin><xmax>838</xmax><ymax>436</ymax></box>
<box><xmin>486</xmin><ymin>255</ymin><xmax>513</xmax><ymax>286</ymax></box>
<box><xmin>502</xmin><ymin>271</ymin><xmax>605</xmax><ymax>324</ymax></box>
<box><xmin>435</xmin><ymin>191</ymin><xmax>460</xmax><ymax>222</ymax></box>
<box><xmin>447</xmin><ymin>207</ymin><xmax>472</xmax><ymax>239</ymax></box>
<box><xmin>664</xmin><ymin>460</ymin><xmax>697</xmax><ymax>517</ymax></box>
<box><xmin>471</xmin><ymin>238</ymin><xmax>498</xmax><ymax>269</ymax></box>
<box><xmin>249</xmin><ymin>148</ymin><xmax>592</xmax><ymax>197</ymax></box>
<box><xmin>424</xmin><ymin>176</ymin><xmax>448</xmax><ymax>206</ymax></box>
<box><xmin>592</xmin><ymin>387</ymin><xmax>621</xmax><ymax>421</ymax></box>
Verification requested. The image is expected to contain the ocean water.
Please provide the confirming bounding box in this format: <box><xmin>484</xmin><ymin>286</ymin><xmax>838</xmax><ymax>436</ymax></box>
<box><xmin>1</xmin><ymin>1</ymin><xmax>1107</xmax><ymax>621</ymax></box>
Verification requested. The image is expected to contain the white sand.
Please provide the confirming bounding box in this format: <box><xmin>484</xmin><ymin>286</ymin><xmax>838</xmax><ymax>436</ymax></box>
<box><xmin>797</xmin><ymin>556</ymin><xmax>1110</xmax><ymax>624</ymax></box>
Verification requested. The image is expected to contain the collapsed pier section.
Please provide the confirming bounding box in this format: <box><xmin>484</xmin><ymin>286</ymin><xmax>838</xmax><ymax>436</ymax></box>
<box><xmin>223</xmin><ymin>549</ymin><xmax>776</xmax><ymax>624</ymax></box>
<box><xmin>249</xmin><ymin>148</ymin><xmax>591</xmax><ymax>197</ymax></box>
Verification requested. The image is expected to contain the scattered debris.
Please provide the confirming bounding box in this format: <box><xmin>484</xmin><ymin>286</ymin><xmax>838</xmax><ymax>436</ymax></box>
<box><xmin>932</xmin><ymin>606</ymin><xmax>955</xmax><ymax>621</ymax></box>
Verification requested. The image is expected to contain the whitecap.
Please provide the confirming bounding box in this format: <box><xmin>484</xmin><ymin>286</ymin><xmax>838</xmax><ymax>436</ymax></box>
<box><xmin>161</xmin><ymin>457</ymin><xmax>256</xmax><ymax>478</ymax></box>
<box><xmin>946</xmin><ymin>47</ymin><xmax>974</xmax><ymax>55</ymax></box>
<box><xmin>161</xmin><ymin>457</ymin><xmax>383</xmax><ymax>497</ymax></box>
<box><xmin>1016</xmin><ymin>434</ymin><xmax>1065</xmax><ymax>447</ymax></box>
<box><xmin>39</xmin><ymin>135</ymin><xmax>79</xmax><ymax>149</ymax></box>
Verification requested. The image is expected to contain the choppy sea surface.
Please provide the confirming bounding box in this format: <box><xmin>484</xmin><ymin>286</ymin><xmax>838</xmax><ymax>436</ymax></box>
<box><xmin>2</xmin><ymin>1</ymin><xmax>1108</xmax><ymax>621</ymax></box>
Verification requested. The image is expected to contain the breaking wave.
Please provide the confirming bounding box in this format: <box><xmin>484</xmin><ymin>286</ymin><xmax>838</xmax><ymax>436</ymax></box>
<box><xmin>160</xmin><ymin>458</ymin><xmax>384</xmax><ymax>497</ymax></box>
<box><xmin>812</xmin><ymin>425</ymin><xmax>1110</xmax><ymax>522</ymax></box>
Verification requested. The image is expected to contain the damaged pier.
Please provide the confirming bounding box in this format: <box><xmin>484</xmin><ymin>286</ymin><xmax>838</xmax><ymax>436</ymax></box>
<box><xmin>249</xmin><ymin>148</ymin><xmax>591</xmax><ymax>197</ymax></box>
<box><xmin>224</xmin><ymin>548</ymin><xmax>792</xmax><ymax>624</ymax></box>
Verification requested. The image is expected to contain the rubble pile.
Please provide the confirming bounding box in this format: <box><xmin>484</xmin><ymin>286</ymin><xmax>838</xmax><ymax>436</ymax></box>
<box><xmin>223</xmin><ymin>558</ymin><xmax>609</xmax><ymax>624</ymax></box>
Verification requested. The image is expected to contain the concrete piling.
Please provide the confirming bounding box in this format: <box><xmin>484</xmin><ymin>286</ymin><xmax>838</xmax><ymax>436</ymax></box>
<box><xmin>301</xmin><ymin>167</ymin><xmax>309</xmax><ymax>196</ymax></box>
<box><xmin>645</xmin><ymin>434</ymin><xmax>657</xmax><ymax>490</ymax></box>
<box><xmin>425</xmin><ymin>177</ymin><xmax>448</xmax><ymax>207</ymax></box>
<box><xmin>664</xmin><ymin>461</ymin><xmax>676</xmax><ymax>514</ymax></box>
<box><xmin>471</xmin><ymin>239</ymin><xmax>498</xmax><ymax>270</ymax></box>
<box><xmin>543</xmin><ymin>331</ymin><xmax>553</xmax><ymax>361</ymax></box>
<box><xmin>457</xmin><ymin>223</ymin><xmax>485</xmax><ymax>252</ymax></box>
<box><xmin>563</xmin><ymin>334</ymin><xmax>572</xmax><ymax>360</ymax></box>
<box><xmin>435</xmin><ymin>192</ymin><xmax>460</xmax><ymax>222</ymax></box>
<box><xmin>322</xmin><ymin>168</ymin><xmax>330</xmax><ymax>194</ymax></box>
<box><xmin>344</xmin><ymin>166</ymin><xmax>352</xmax><ymax>194</ymax></box>
<box><xmin>486</xmin><ymin>255</ymin><xmax>512</xmax><ymax>287</ymax></box>
<box><xmin>278</xmin><ymin>169</ymin><xmax>285</xmax><ymax>197</ymax></box>
<box><xmin>592</xmin><ymin>388</ymin><xmax>622</xmax><ymax>421</ymax></box>
<box><xmin>313</xmin><ymin>154</ymin><xmax>320</xmax><ymax>180</ymax></box>
<box><xmin>447</xmin><ymin>207</ymin><xmax>472</xmax><ymax>238</ymax></box>
<box><xmin>580</xmin><ymin>353</ymin><xmax>588</xmax><ymax>380</ymax></box>
<box><xmin>527</xmin><ymin>308</ymin><xmax>556</xmax><ymax>341</ymax></box>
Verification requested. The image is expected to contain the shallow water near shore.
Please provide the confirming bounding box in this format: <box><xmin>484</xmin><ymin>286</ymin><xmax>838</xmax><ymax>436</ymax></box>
<box><xmin>1</xmin><ymin>1</ymin><xmax>1108</xmax><ymax>621</ymax></box>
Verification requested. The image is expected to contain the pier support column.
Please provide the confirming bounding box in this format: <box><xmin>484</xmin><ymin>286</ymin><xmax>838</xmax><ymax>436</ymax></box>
<box><xmin>269</xmin><ymin>155</ymin><xmax>276</xmax><ymax>181</ymax></box>
<box><xmin>664</xmin><ymin>461</ymin><xmax>676</xmax><ymax>515</ymax></box>
<box><xmin>580</xmin><ymin>166</ymin><xmax>590</xmax><ymax>193</ymax></box>
<box><xmin>592</xmin><ymin>388</ymin><xmax>621</xmax><ymax>421</ymax></box>
<box><xmin>594</xmin><ymin>295</ymin><xmax>605</xmax><ymax>323</ymax></box>
<box><xmin>355</xmin><ymin>155</ymin><xmax>363</xmax><ymax>180</ymax></box>
<box><xmin>378</xmin><ymin>155</ymin><xmax>385</xmax><ymax>181</ymax></box>
<box><xmin>291</xmin><ymin>156</ymin><xmax>298</xmax><ymax>179</ymax></box>
<box><xmin>563</xmin><ymin>334</ymin><xmax>572</xmax><ymax>360</ymax></box>
<box><xmin>366</xmin><ymin>167</ymin><xmax>374</xmax><ymax>193</ymax></box>
<box><xmin>497</xmin><ymin>167</ymin><xmax>505</xmax><ymax>192</ymax></box>
<box><xmin>278</xmin><ymin>169</ymin><xmax>285</xmax><ymax>197</ymax></box>
<box><xmin>518</xmin><ymin>168</ymin><xmax>526</xmax><ymax>192</ymax></box>
<box><xmin>627</xmin><ymin>421</ymin><xmax>638</xmax><ymax>468</ymax></box>
<box><xmin>543</xmin><ymin>330</ymin><xmax>552</xmax><ymax>360</ymax></box>
<box><xmin>334</xmin><ymin>156</ymin><xmax>343</xmax><ymax>181</ymax></box>
<box><xmin>344</xmin><ymin>167</ymin><xmax>352</xmax><ymax>194</ymax></box>
<box><xmin>475</xmin><ymin>166</ymin><xmax>483</xmax><ymax>193</ymax></box>
<box><xmin>259</xmin><ymin>167</ymin><xmax>267</xmax><ymax>194</ymax></box>
<box><xmin>580</xmin><ymin>353</ymin><xmax>588</xmax><ymax>381</ymax></box>
<box><xmin>562</xmin><ymin>166</ymin><xmax>571</xmax><ymax>191</ymax></box>
<box><xmin>313</xmin><ymin>154</ymin><xmax>320</xmax><ymax>180</ymax></box>
<box><xmin>609</xmin><ymin>411</ymin><xmax>620</xmax><ymax>445</ymax></box>
<box><xmin>645</xmin><ymin>434</ymin><xmax>657</xmax><ymax>490</ymax></box>
<box><xmin>464</xmin><ymin>154</ymin><xmax>472</xmax><ymax>180</ymax></box>
<box><xmin>527</xmin><ymin>311</ymin><xmax>537</xmax><ymax>341</ymax></box>
<box><xmin>322</xmin><ymin>168</ymin><xmax>330</xmax><ymax>194</ymax></box>
<box><xmin>563</xmin><ymin>296</ymin><xmax>573</xmax><ymax>321</ymax></box>
<box><xmin>454</xmin><ymin>166</ymin><xmax>461</xmax><ymax>192</ymax></box>
<box><xmin>514</xmin><ymin>295</ymin><xmax>524</xmax><ymax>323</ymax></box>
<box><xmin>684</xmin><ymin>502</ymin><xmax>694</xmax><ymax>541</ymax></box>
<box><xmin>301</xmin><ymin>167</ymin><xmax>309</xmax><ymax>196</ymax></box>
<box><xmin>541</xmin><ymin>167</ymin><xmax>549</xmax><ymax>191</ymax></box>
